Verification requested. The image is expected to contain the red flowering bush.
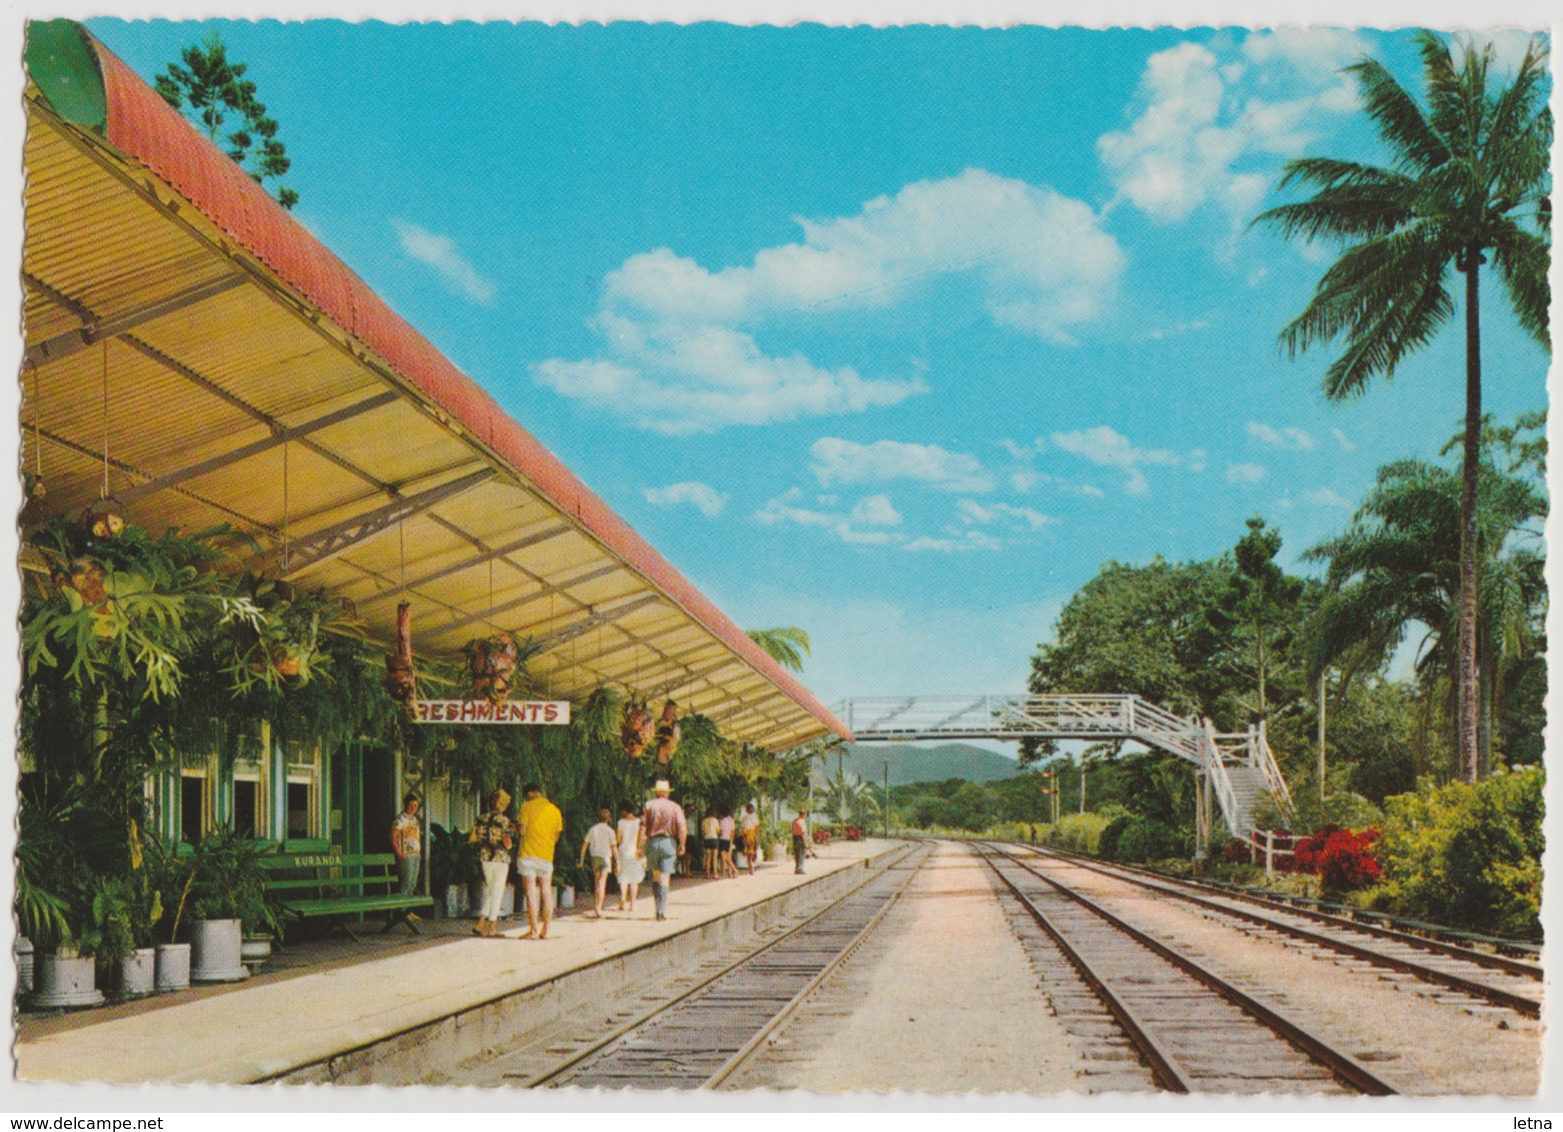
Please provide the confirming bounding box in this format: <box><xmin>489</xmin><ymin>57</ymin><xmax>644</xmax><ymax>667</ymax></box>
<box><xmin>844</xmin><ymin>825</ymin><xmax>863</xmax><ymax>841</ymax></box>
<box><xmin>812</xmin><ymin>829</ymin><xmax>832</xmax><ymax>845</ymax></box>
<box><xmin>1296</xmin><ymin>825</ymin><xmax>1382</xmax><ymax>891</ymax></box>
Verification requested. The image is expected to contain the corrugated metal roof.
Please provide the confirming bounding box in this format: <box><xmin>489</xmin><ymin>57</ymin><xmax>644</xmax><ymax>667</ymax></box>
<box><xmin>21</xmin><ymin>26</ymin><xmax>849</xmax><ymax>750</ymax></box>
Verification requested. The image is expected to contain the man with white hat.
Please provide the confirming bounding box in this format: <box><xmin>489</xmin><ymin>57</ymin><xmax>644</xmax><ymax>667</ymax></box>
<box><xmin>640</xmin><ymin>780</ymin><xmax>687</xmax><ymax>922</ymax></box>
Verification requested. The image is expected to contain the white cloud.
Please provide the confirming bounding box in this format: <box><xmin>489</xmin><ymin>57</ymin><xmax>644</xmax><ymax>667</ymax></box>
<box><xmin>903</xmin><ymin>531</ymin><xmax>1004</xmax><ymax>553</ymax></box>
<box><xmin>1332</xmin><ymin>428</ymin><xmax>1356</xmax><ymax>452</ymax></box>
<box><xmin>1226</xmin><ymin>462</ymin><xmax>1267</xmax><ymax>484</ymax></box>
<box><xmin>956</xmin><ymin>499</ymin><xmax>1055</xmax><ymax>531</ymax></box>
<box><xmin>1098</xmin><ymin>32</ymin><xmax>1365</xmax><ymax>226</ymax></box>
<box><xmin>1247</xmin><ymin>421</ymin><xmax>1316</xmax><ymax>450</ymax></box>
<box><xmin>391</xmin><ymin>219</ymin><xmax>497</xmax><ymax>305</ymax></box>
<box><xmin>1240</xmin><ymin>28</ymin><xmax>1370</xmax><ymax>76</ymax></box>
<box><xmin>1302</xmin><ymin>487</ymin><xmax>1351</xmax><ymax>508</ymax></box>
<box><xmin>754</xmin><ymin>488</ymin><xmax>899</xmax><ymax>546</ymax></box>
<box><xmin>998</xmin><ymin>437</ymin><xmax>1047</xmax><ymax>461</ymax></box>
<box><xmin>1187</xmin><ymin>448</ymin><xmax>1209</xmax><ymax>473</ymax></box>
<box><xmin>810</xmin><ymin>438</ymin><xmax>995</xmax><ymax>493</ymax></box>
<box><xmin>533</xmin><ymin>169</ymin><xmax>1126</xmax><ymax>432</ymax></box>
<box><xmin>642</xmin><ymin>481</ymin><xmax>728</xmax><ymax>517</ymax></box>
<box><xmin>1051</xmin><ymin>425</ymin><xmax>1180</xmax><ymax>496</ymax></box>
<box><xmin>850</xmin><ymin>494</ymin><xmax>903</xmax><ymax>527</ymax></box>
<box><xmin>607</xmin><ymin>169</ymin><xmax>1124</xmax><ymax>342</ymax></box>
<box><xmin>535</xmin><ymin>327</ymin><xmax>921</xmax><ymax>436</ymax></box>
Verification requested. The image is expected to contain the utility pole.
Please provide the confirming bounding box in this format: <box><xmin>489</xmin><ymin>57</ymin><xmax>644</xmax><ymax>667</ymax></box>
<box><xmin>1080</xmin><ymin>758</ymin><xmax>1087</xmax><ymax>815</ymax></box>
<box><xmin>1317</xmin><ymin>670</ymin><xmax>1327</xmax><ymax>801</ymax></box>
<box><xmin>883</xmin><ymin>760</ymin><xmax>890</xmax><ymax>840</ymax></box>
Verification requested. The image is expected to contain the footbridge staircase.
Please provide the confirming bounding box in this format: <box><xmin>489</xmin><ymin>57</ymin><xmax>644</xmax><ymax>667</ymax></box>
<box><xmin>834</xmin><ymin>694</ymin><xmax>1294</xmax><ymax>842</ymax></box>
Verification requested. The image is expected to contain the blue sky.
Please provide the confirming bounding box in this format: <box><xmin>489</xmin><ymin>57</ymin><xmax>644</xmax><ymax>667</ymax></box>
<box><xmin>87</xmin><ymin>20</ymin><xmax>1551</xmax><ymax>712</ymax></box>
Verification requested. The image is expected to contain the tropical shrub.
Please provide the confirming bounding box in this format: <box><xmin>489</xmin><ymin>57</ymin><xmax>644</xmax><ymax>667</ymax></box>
<box><xmin>1114</xmin><ymin>817</ymin><xmax>1187</xmax><ymax>863</ymax></box>
<box><xmin>1097</xmin><ymin>815</ymin><xmax>1133</xmax><ymax>861</ymax></box>
<box><xmin>1044</xmin><ymin>812</ymin><xmax>1113</xmax><ymax>855</ymax></box>
<box><xmin>1376</xmin><ymin>768</ymin><xmax>1543</xmax><ymax>938</ymax></box>
<box><xmin>1294</xmin><ymin>825</ymin><xmax>1383</xmax><ymax>892</ymax></box>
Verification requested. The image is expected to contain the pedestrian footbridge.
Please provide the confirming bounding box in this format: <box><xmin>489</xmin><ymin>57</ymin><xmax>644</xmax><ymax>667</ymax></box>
<box><xmin>833</xmin><ymin>694</ymin><xmax>1293</xmax><ymax>841</ymax></box>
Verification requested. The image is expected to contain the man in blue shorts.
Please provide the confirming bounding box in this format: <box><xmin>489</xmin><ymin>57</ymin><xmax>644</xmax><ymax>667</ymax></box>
<box><xmin>640</xmin><ymin>780</ymin><xmax>687</xmax><ymax>922</ymax></box>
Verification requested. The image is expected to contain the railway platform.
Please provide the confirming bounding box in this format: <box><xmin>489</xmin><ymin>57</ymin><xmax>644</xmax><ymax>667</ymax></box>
<box><xmin>17</xmin><ymin>839</ymin><xmax>903</xmax><ymax>1086</ymax></box>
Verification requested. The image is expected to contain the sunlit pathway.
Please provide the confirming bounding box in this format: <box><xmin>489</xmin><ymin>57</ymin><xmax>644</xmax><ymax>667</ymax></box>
<box><xmin>728</xmin><ymin>841</ymin><xmax>1086</xmax><ymax>1092</ymax></box>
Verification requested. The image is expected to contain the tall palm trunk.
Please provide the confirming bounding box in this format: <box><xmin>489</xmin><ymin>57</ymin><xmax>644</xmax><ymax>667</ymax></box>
<box><xmin>1458</xmin><ymin>249</ymin><xmax>1483</xmax><ymax>784</ymax></box>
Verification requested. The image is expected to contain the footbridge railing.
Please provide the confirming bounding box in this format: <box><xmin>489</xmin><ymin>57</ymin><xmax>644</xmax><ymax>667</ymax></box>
<box><xmin>835</xmin><ymin>693</ymin><xmax>1293</xmax><ymax>841</ymax></box>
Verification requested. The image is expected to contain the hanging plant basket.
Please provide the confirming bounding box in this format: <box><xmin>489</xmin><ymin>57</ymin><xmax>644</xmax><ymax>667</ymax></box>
<box><xmin>621</xmin><ymin>698</ymin><xmax>654</xmax><ymax>758</ymax></box>
<box><xmin>384</xmin><ymin>600</ymin><xmax>419</xmax><ymax>714</ymax></box>
<box><xmin>270</xmin><ymin>643</ymin><xmax>303</xmax><ymax>679</ymax></box>
<box><xmin>464</xmin><ymin>634</ymin><xmax>518</xmax><ymax>703</ymax></box>
<box><xmin>81</xmin><ymin>497</ymin><xmax>125</xmax><ymax>541</ymax></box>
<box><xmin>653</xmin><ymin>700</ymin><xmax>681</xmax><ymax>764</ymax></box>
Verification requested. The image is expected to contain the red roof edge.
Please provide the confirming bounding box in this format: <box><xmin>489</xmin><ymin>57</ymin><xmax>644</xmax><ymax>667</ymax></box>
<box><xmin>84</xmin><ymin>33</ymin><xmax>852</xmax><ymax>744</ymax></box>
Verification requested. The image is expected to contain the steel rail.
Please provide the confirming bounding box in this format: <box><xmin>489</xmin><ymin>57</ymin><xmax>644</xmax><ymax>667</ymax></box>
<box><xmin>1016</xmin><ymin>841</ymin><xmax>1543</xmax><ymax>983</ymax></box>
<box><xmin>1011</xmin><ymin>843</ymin><xmax>1541</xmax><ymax>1017</ymax></box>
<box><xmin>703</xmin><ymin>857</ymin><xmax>919</xmax><ymax>1089</ymax></box>
<box><xmin>977</xmin><ymin>846</ymin><xmax>1196</xmax><ymax>1093</ymax></box>
<box><xmin>983</xmin><ymin>843</ymin><xmax>1397</xmax><ymax>1096</ymax></box>
<box><xmin>527</xmin><ymin>844</ymin><xmax>923</xmax><ymax>1088</ymax></box>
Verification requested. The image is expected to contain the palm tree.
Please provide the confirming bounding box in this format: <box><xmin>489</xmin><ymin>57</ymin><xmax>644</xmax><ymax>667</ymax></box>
<box><xmin>746</xmin><ymin>627</ymin><xmax>811</xmax><ymax>672</ymax></box>
<box><xmin>1255</xmin><ymin>32</ymin><xmax>1550</xmax><ymax>783</ymax></box>
<box><xmin>1305</xmin><ymin>445</ymin><xmax>1545</xmax><ymax>776</ymax></box>
<box><xmin>819</xmin><ymin>769</ymin><xmax>879</xmax><ymax>826</ymax></box>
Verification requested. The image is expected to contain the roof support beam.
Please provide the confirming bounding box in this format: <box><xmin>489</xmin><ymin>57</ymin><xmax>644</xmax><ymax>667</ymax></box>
<box><xmin>356</xmin><ymin>523</ymin><xmax>574</xmax><ymax>611</ymax></box>
<box><xmin>116</xmin><ymin>391</ymin><xmax>401</xmax><ymax>505</ymax></box>
<box><xmin>25</xmin><ymin>272</ymin><xmax>247</xmax><ymax>367</ymax></box>
<box><xmin>547</xmin><ymin>618</ymin><xmax>694</xmax><ymax>672</ymax></box>
<box><xmin>597</xmin><ymin>644</ymin><xmax>731</xmax><ymax>691</ymax></box>
<box><xmin>424</xmin><ymin>561</ymin><xmax>624</xmax><ymax>639</ymax></box>
<box><xmin>282</xmin><ymin>468</ymin><xmax>496</xmax><ymax>578</ymax></box>
<box><xmin>531</xmin><ymin>594</ymin><xmax>662</xmax><ymax>656</ymax></box>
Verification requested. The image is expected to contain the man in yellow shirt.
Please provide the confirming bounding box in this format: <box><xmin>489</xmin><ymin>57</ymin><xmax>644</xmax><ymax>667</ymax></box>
<box><xmin>516</xmin><ymin>782</ymin><xmax>564</xmax><ymax>940</ymax></box>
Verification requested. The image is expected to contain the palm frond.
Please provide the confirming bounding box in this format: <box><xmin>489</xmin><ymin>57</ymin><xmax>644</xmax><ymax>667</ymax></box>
<box><xmin>1488</xmin><ymin>221</ymin><xmax>1550</xmax><ymax>349</ymax></box>
<box><xmin>1346</xmin><ymin>52</ymin><xmax>1449</xmax><ymax>174</ymax></box>
<box><xmin>746</xmin><ymin>626</ymin><xmax>811</xmax><ymax>672</ymax></box>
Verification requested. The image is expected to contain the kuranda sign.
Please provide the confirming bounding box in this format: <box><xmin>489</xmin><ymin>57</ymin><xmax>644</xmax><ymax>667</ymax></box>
<box><xmin>414</xmin><ymin>699</ymin><xmax>572</xmax><ymax>725</ymax></box>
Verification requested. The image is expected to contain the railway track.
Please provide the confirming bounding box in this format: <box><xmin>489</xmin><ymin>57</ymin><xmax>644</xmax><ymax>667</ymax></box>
<box><xmin>977</xmin><ymin>843</ymin><xmax>1396</xmax><ymax>1095</ymax></box>
<box><xmin>1004</xmin><ymin>842</ymin><xmax>1542</xmax><ymax>1019</ymax></box>
<box><xmin>526</xmin><ymin>844</ymin><xmax>930</xmax><ymax>1089</ymax></box>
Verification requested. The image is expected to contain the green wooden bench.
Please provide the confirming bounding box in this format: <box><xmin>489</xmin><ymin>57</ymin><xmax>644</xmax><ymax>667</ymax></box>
<box><xmin>259</xmin><ymin>851</ymin><xmax>433</xmax><ymax>942</ymax></box>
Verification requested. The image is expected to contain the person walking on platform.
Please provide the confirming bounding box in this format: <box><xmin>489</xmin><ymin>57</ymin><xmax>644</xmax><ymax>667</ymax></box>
<box><xmin>470</xmin><ymin>789</ymin><xmax>515</xmax><ymax>938</ymax></box>
<box><xmin>391</xmin><ymin>793</ymin><xmax>424</xmax><ymax>914</ymax></box>
<box><xmin>578</xmin><ymin>806</ymin><xmax>618</xmax><ymax>919</ymax></box>
<box><xmin>642</xmin><ymin>780</ymin><xmax>687</xmax><ymax>922</ymax></box>
<box><xmin>701</xmin><ymin>811</ymin><xmax>721</xmax><ymax>877</ymax></box>
<box><xmin>517</xmin><ymin>783</ymin><xmax>563</xmax><ymax>940</ymax></box>
<box><xmin>739</xmin><ymin>803</ymin><xmax>760</xmax><ymax>875</ymax></box>
<box><xmin>718</xmin><ymin>809</ymin><xmax>737</xmax><ymax>878</ymax></box>
<box><xmin>791</xmin><ymin>809</ymin><xmax>815</xmax><ymax>875</ymax></box>
<box><xmin>615</xmin><ymin>801</ymin><xmax>645</xmax><ymax>912</ymax></box>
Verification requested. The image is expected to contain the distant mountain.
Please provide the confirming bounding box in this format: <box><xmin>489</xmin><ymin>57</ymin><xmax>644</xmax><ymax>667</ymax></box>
<box><xmin>813</xmin><ymin>742</ymin><xmax>1022</xmax><ymax>788</ymax></box>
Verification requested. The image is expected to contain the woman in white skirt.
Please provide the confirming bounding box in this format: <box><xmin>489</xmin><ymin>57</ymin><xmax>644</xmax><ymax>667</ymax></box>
<box><xmin>615</xmin><ymin>801</ymin><xmax>646</xmax><ymax>912</ymax></box>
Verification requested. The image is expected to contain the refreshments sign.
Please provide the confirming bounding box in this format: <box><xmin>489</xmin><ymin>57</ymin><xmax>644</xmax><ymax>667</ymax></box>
<box><xmin>413</xmin><ymin>699</ymin><xmax>571</xmax><ymax>725</ymax></box>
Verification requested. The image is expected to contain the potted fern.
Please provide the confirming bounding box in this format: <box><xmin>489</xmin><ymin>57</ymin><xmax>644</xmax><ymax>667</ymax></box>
<box><xmin>185</xmin><ymin>829</ymin><xmax>275</xmax><ymax>983</ymax></box>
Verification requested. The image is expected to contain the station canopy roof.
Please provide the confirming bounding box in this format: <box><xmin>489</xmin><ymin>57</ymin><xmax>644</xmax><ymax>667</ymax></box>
<box><xmin>21</xmin><ymin>21</ymin><xmax>851</xmax><ymax>751</ymax></box>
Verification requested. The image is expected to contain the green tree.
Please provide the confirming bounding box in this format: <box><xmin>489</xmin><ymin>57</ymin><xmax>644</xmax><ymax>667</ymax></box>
<box><xmin>154</xmin><ymin>32</ymin><xmax>299</xmax><ymax>210</ymax></box>
<box><xmin>1028</xmin><ymin>556</ymin><xmax>1229</xmax><ymax>718</ymax></box>
<box><xmin>1255</xmin><ymin>32</ymin><xmax>1551</xmax><ymax>782</ymax></box>
<box><xmin>1194</xmin><ymin>518</ymin><xmax>1309</xmax><ymax>721</ymax></box>
<box><xmin>1305</xmin><ymin>442</ymin><xmax>1545</xmax><ymax>777</ymax></box>
<box><xmin>746</xmin><ymin>626</ymin><xmax>811</xmax><ymax>672</ymax></box>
